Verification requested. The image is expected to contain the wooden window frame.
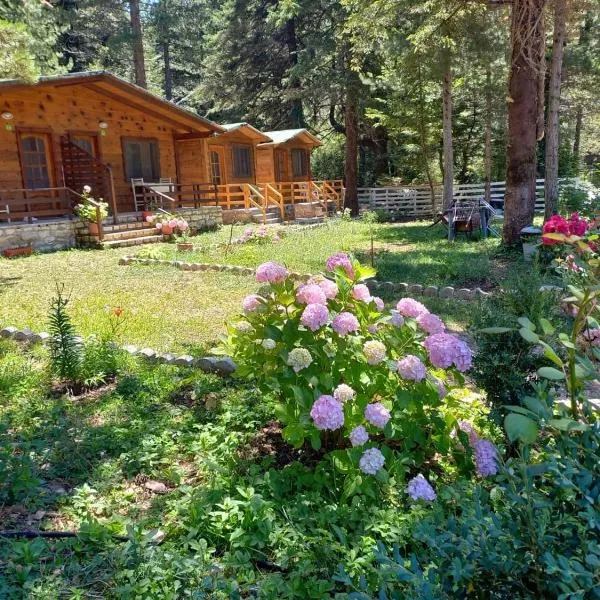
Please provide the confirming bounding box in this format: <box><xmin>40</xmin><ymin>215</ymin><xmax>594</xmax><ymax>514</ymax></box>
<box><xmin>120</xmin><ymin>136</ymin><xmax>161</xmax><ymax>183</ymax></box>
<box><xmin>68</xmin><ymin>131</ymin><xmax>101</xmax><ymax>160</ymax></box>
<box><xmin>291</xmin><ymin>148</ymin><xmax>309</xmax><ymax>178</ymax></box>
<box><xmin>209</xmin><ymin>147</ymin><xmax>225</xmax><ymax>185</ymax></box>
<box><xmin>16</xmin><ymin>129</ymin><xmax>56</xmax><ymax>190</ymax></box>
<box><xmin>232</xmin><ymin>144</ymin><xmax>254</xmax><ymax>179</ymax></box>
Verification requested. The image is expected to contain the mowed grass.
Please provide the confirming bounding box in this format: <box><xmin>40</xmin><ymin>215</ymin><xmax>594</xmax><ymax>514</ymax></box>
<box><xmin>0</xmin><ymin>248</ymin><xmax>256</xmax><ymax>352</ymax></box>
<box><xmin>143</xmin><ymin>219</ymin><xmax>514</xmax><ymax>289</ymax></box>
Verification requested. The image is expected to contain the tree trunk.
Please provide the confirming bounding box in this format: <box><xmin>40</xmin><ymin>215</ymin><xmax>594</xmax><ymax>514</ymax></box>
<box><xmin>284</xmin><ymin>18</ymin><xmax>305</xmax><ymax>128</ymax></box>
<box><xmin>544</xmin><ymin>0</ymin><xmax>567</xmax><ymax>219</ymax></box>
<box><xmin>416</xmin><ymin>64</ymin><xmax>436</xmax><ymax>209</ymax></box>
<box><xmin>129</xmin><ymin>0</ymin><xmax>147</xmax><ymax>88</ymax></box>
<box><xmin>442</xmin><ymin>50</ymin><xmax>454</xmax><ymax>209</ymax></box>
<box><xmin>344</xmin><ymin>79</ymin><xmax>359</xmax><ymax>216</ymax></box>
<box><xmin>163</xmin><ymin>42</ymin><xmax>172</xmax><ymax>100</ymax></box>
<box><xmin>503</xmin><ymin>0</ymin><xmax>547</xmax><ymax>245</ymax></box>
<box><xmin>572</xmin><ymin>104</ymin><xmax>583</xmax><ymax>176</ymax></box>
<box><xmin>484</xmin><ymin>67</ymin><xmax>493</xmax><ymax>204</ymax></box>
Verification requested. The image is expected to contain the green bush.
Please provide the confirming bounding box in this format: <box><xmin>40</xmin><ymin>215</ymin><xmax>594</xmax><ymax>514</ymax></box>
<box><xmin>559</xmin><ymin>179</ymin><xmax>600</xmax><ymax>218</ymax></box>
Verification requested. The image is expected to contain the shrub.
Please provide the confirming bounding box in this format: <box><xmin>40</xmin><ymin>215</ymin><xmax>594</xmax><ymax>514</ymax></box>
<box><xmin>559</xmin><ymin>179</ymin><xmax>600</xmax><ymax>218</ymax></box>
<box><xmin>222</xmin><ymin>255</ymin><xmax>485</xmax><ymax>488</ymax></box>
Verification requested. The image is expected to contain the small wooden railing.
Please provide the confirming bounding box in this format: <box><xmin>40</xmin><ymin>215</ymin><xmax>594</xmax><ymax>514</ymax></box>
<box><xmin>140</xmin><ymin>183</ymin><xmax>218</xmax><ymax>212</ymax></box>
<box><xmin>246</xmin><ymin>184</ymin><xmax>266</xmax><ymax>223</ymax></box>
<box><xmin>0</xmin><ymin>187</ymin><xmax>82</xmax><ymax>224</ymax></box>
<box><xmin>265</xmin><ymin>183</ymin><xmax>285</xmax><ymax>220</ymax></box>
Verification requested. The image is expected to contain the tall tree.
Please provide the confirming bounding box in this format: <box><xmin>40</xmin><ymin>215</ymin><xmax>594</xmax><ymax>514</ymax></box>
<box><xmin>441</xmin><ymin>49</ymin><xmax>454</xmax><ymax>208</ymax></box>
<box><xmin>503</xmin><ymin>0</ymin><xmax>547</xmax><ymax>244</ymax></box>
<box><xmin>544</xmin><ymin>0</ymin><xmax>568</xmax><ymax>219</ymax></box>
<box><xmin>129</xmin><ymin>0</ymin><xmax>146</xmax><ymax>88</ymax></box>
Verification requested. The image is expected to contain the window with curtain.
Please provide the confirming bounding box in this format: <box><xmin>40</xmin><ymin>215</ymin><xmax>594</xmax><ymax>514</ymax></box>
<box><xmin>291</xmin><ymin>148</ymin><xmax>308</xmax><ymax>177</ymax></box>
<box><xmin>210</xmin><ymin>151</ymin><xmax>223</xmax><ymax>184</ymax></box>
<box><xmin>72</xmin><ymin>136</ymin><xmax>95</xmax><ymax>156</ymax></box>
<box><xmin>123</xmin><ymin>138</ymin><xmax>160</xmax><ymax>181</ymax></box>
<box><xmin>232</xmin><ymin>145</ymin><xmax>253</xmax><ymax>178</ymax></box>
<box><xmin>19</xmin><ymin>135</ymin><xmax>52</xmax><ymax>189</ymax></box>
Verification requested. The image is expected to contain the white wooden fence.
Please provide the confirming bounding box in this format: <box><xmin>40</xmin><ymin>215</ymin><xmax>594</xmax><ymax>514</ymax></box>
<box><xmin>357</xmin><ymin>179</ymin><xmax>547</xmax><ymax>217</ymax></box>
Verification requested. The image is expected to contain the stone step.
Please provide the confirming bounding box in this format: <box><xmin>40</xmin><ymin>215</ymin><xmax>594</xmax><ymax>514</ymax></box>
<box><xmin>100</xmin><ymin>221</ymin><xmax>154</xmax><ymax>233</ymax></box>
<box><xmin>252</xmin><ymin>215</ymin><xmax>282</xmax><ymax>224</ymax></box>
<box><xmin>100</xmin><ymin>235</ymin><xmax>164</xmax><ymax>249</ymax></box>
<box><xmin>102</xmin><ymin>228</ymin><xmax>163</xmax><ymax>242</ymax></box>
<box><xmin>294</xmin><ymin>217</ymin><xmax>326</xmax><ymax>225</ymax></box>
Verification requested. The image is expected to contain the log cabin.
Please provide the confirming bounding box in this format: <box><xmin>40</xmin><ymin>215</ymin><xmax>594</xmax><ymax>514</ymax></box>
<box><xmin>0</xmin><ymin>71</ymin><xmax>223</xmax><ymax>220</ymax></box>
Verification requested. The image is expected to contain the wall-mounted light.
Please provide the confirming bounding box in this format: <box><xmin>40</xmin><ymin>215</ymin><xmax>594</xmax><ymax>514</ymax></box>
<box><xmin>2</xmin><ymin>111</ymin><xmax>14</xmax><ymax>131</ymax></box>
<box><xmin>98</xmin><ymin>121</ymin><xmax>108</xmax><ymax>136</ymax></box>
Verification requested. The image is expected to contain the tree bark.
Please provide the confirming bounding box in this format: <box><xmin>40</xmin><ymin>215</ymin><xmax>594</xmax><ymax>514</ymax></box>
<box><xmin>284</xmin><ymin>17</ymin><xmax>305</xmax><ymax>128</ymax></box>
<box><xmin>344</xmin><ymin>79</ymin><xmax>359</xmax><ymax>216</ymax></box>
<box><xmin>163</xmin><ymin>42</ymin><xmax>172</xmax><ymax>100</ymax></box>
<box><xmin>484</xmin><ymin>67</ymin><xmax>493</xmax><ymax>203</ymax></box>
<box><xmin>129</xmin><ymin>0</ymin><xmax>147</xmax><ymax>88</ymax></box>
<box><xmin>503</xmin><ymin>0</ymin><xmax>547</xmax><ymax>245</ymax></box>
<box><xmin>544</xmin><ymin>0</ymin><xmax>567</xmax><ymax>219</ymax></box>
<box><xmin>441</xmin><ymin>50</ymin><xmax>454</xmax><ymax>209</ymax></box>
<box><xmin>572</xmin><ymin>104</ymin><xmax>583</xmax><ymax>176</ymax></box>
<box><xmin>416</xmin><ymin>64</ymin><xmax>436</xmax><ymax>209</ymax></box>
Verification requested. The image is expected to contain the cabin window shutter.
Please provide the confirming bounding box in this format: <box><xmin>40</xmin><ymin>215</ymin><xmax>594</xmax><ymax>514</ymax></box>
<box><xmin>233</xmin><ymin>145</ymin><xmax>253</xmax><ymax>178</ymax></box>
<box><xmin>291</xmin><ymin>149</ymin><xmax>308</xmax><ymax>177</ymax></box>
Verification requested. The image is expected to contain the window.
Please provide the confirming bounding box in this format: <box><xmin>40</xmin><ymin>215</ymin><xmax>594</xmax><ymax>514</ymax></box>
<box><xmin>210</xmin><ymin>150</ymin><xmax>223</xmax><ymax>185</ymax></box>
<box><xmin>123</xmin><ymin>138</ymin><xmax>160</xmax><ymax>181</ymax></box>
<box><xmin>19</xmin><ymin>134</ymin><xmax>52</xmax><ymax>189</ymax></box>
<box><xmin>291</xmin><ymin>148</ymin><xmax>309</xmax><ymax>177</ymax></box>
<box><xmin>232</xmin><ymin>145</ymin><xmax>253</xmax><ymax>178</ymax></box>
<box><xmin>72</xmin><ymin>136</ymin><xmax>96</xmax><ymax>156</ymax></box>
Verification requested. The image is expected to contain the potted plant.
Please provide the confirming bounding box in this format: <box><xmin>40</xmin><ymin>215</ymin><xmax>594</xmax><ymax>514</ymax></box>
<box><xmin>176</xmin><ymin>221</ymin><xmax>193</xmax><ymax>251</ymax></box>
<box><xmin>75</xmin><ymin>187</ymin><xmax>109</xmax><ymax>235</ymax></box>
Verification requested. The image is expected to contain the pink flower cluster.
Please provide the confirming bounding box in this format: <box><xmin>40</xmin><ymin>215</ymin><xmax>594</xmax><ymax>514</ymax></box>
<box><xmin>310</xmin><ymin>395</ymin><xmax>344</xmax><ymax>430</ymax></box>
<box><xmin>334</xmin><ymin>384</ymin><xmax>355</xmax><ymax>403</ymax></box>
<box><xmin>423</xmin><ymin>333</ymin><xmax>472</xmax><ymax>372</ymax></box>
<box><xmin>396</xmin><ymin>355</ymin><xmax>426</xmax><ymax>381</ymax></box>
<box><xmin>406</xmin><ymin>474</ymin><xmax>436</xmax><ymax>502</ymax></box>
<box><xmin>301</xmin><ymin>303</ymin><xmax>329</xmax><ymax>331</ymax></box>
<box><xmin>396</xmin><ymin>298</ymin><xmax>429</xmax><ymax>318</ymax></box>
<box><xmin>359</xmin><ymin>447</ymin><xmax>385</xmax><ymax>475</ymax></box>
<box><xmin>542</xmin><ymin>212</ymin><xmax>590</xmax><ymax>245</ymax></box>
<box><xmin>416</xmin><ymin>312</ymin><xmax>445</xmax><ymax>335</ymax></box>
<box><xmin>351</xmin><ymin>284</ymin><xmax>371</xmax><ymax>302</ymax></box>
<box><xmin>372</xmin><ymin>296</ymin><xmax>384</xmax><ymax>311</ymax></box>
<box><xmin>296</xmin><ymin>284</ymin><xmax>327</xmax><ymax>305</ymax></box>
<box><xmin>256</xmin><ymin>261</ymin><xmax>289</xmax><ymax>284</ymax></box>
<box><xmin>458</xmin><ymin>421</ymin><xmax>498</xmax><ymax>477</ymax></box>
<box><xmin>364</xmin><ymin>402</ymin><xmax>390</xmax><ymax>429</ymax></box>
<box><xmin>326</xmin><ymin>252</ymin><xmax>354</xmax><ymax>278</ymax></box>
<box><xmin>242</xmin><ymin>294</ymin><xmax>262</xmax><ymax>314</ymax></box>
<box><xmin>308</xmin><ymin>275</ymin><xmax>338</xmax><ymax>299</ymax></box>
<box><xmin>234</xmin><ymin>226</ymin><xmax>281</xmax><ymax>245</ymax></box>
<box><xmin>350</xmin><ymin>425</ymin><xmax>369</xmax><ymax>447</ymax></box>
<box><xmin>332</xmin><ymin>312</ymin><xmax>360</xmax><ymax>336</ymax></box>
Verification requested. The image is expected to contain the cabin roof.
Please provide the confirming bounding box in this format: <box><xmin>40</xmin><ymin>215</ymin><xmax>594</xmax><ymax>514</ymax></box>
<box><xmin>0</xmin><ymin>71</ymin><xmax>224</xmax><ymax>134</ymax></box>
<box><xmin>219</xmin><ymin>122</ymin><xmax>272</xmax><ymax>142</ymax></box>
<box><xmin>259</xmin><ymin>128</ymin><xmax>321</xmax><ymax>148</ymax></box>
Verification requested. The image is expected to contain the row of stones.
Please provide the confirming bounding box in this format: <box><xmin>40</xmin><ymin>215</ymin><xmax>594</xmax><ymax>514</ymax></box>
<box><xmin>0</xmin><ymin>326</ymin><xmax>237</xmax><ymax>377</ymax></box>
<box><xmin>119</xmin><ymin>256</ymin><xmax>488</xmax><ymax>301</ymax></box>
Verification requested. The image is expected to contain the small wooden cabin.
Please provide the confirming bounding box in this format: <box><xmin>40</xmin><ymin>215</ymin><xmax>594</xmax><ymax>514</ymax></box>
<box><xmin>0</xmin><ymin>72</ymin><xmax>223</xmax><ymax>218</ymax></box>
<box><xmin>256</xmin><ymin>129</ymin><xmax>321</xmax><ymax>184</ymax></box>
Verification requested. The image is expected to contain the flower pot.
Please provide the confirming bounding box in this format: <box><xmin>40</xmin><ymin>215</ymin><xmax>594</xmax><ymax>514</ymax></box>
<box><xmin>88</xmin><ymin>222</ymin><xmax>100</xmax><ymax>235</ymax></box>
<box><xmin>142</xmin><ymin>210</ymin><xmax>153</xmax><ymax>220</ymax></box>
<box><xmin>177</xmin><ymin>242</ymin><xmax>194</xmax><ymax>252</ymax></box>
<box><xmin>2</xmin><ymin>246</ymin><xmax>32</xmax><ymax>259</ymax></box>
<box><xmin>161</xmin><ymin>224</ymin><xmax>173</xmax><ymax>236</ymax></box>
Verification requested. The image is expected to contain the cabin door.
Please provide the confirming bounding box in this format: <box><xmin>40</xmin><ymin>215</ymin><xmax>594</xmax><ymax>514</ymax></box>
<box><xmin>274</xmin><ymin>149</ymin><xmax>287</xmax><ymax>182</ymax></box>
<box><xmin>18</xmin><ymin>132</ymin><xmax>56</xmax><ymax>191</ymax></box>
<box><xmin>60</xmin><ymin>134</ymin><xmax>106</xmax><ymax>199</ymax></box>
<box><xmin>210</xmin><ymin>147</ymin><xmax>226</xmax><ymax>185</ymax></box>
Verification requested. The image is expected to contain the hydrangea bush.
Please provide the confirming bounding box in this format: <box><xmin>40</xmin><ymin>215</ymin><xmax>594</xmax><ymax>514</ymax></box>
<box><xmin>222</xmin><ymin>254</ymin><xmax>480</xmax><ymax>484</ymax></box>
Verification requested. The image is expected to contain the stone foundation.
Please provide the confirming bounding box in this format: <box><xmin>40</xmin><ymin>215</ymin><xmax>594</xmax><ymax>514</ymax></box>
<box><xmin>293</xmin><ymin>202</ymin><xmax>324</xmax><ymax>219</ymax></box>
<box><xmin>222</xmin><ymin>209</ymin><xmax>253</xmax><ymax>225</ymax></box>
<box><xmin>177</xmin><ymin>206</ymin><xmax>222</xmax><ymax>231</ymax></box>
<box><xmin>0</xmin><ymin>220</ymin><xmax>76</xmax><ymax>253</ymax></box>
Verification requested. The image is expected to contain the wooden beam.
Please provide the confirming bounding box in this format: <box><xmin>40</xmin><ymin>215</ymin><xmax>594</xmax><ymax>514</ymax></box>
<box><xmin>84</xmin><ymin>83</ymin><xmax>196</xmax><ymax>133</ymax></box>
<box><xmin>173</xmin><ymin>132</ymin><xmax>213</xmax><ymax>141</ymax></box>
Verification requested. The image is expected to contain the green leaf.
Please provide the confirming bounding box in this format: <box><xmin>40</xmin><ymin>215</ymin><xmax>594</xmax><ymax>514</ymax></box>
<box><xmin>522</xmin><ymin>396</ymin><xmax>549</xmax><ymax>419</ymax></box>
<box><xmin>504</xmin><ymin>404</ymin><xmax>538</xmax><ymax>418</ymax></box>
<box><xmin>539</xmin><ymin>342</ymin><xmax>563</xmax><ymax>367</ymax></box>
<box><xmin>309</xmin><ymin>430</ymin><xmax>322</xmax><ymax>450</ymax></box>
<box><xmin>517</xmin><ymin>317</ymin><xmax>536</xmax><ymax>331</ymax></box>
<box><xmin>537</xmin><ymin>366</ymin><xmax>565</xmax><ymax>380</ymax></box>
<box><xmin>539</xmin><ymin>318</ymin><xmax>555</xmax><ymax>335</ymax></box>
<box><xmin>478</xmin><ymin>327</ymin><xmax>513</xmax><ymax>334</ymax></box>
<box><xmin>519</xmin><ymin>327</ymin><xmax>539</xmax><ymax>343</ymax></box>
<box><xmin>548</xmin><ymin>418</ymin><xmax>587</xmax><ymax>432</ymax></box>
<box><xmin>282</xmin><ymin>424</ymin><xmax>305</xmax><ymax>448</ymax></box>
<box><xmin>504</xmin><ymin>413</ymin><xmax>538</xmax><ymax>444</ymax></box>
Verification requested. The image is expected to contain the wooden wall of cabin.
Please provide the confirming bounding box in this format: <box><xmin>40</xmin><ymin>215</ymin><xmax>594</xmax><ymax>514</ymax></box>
<box><xmin>255</xmin><ymin>144</ymin><xmax>313</xmax><ymax>183</ymax></box>
<box><xmin>255</xmin><ymin>147</ymin><xmax>275</xmax><ymax>184</ymax></box>
<box><xmin>0</xmin><ymin>86</ymin><xmax>182</xmax><ymax>212</ymax></box>
<box><xmin>207</xmin><ymin>131</ymin><xmax>260</xmax><ymax>185</ymax></box>
<box><xmin>176</xmin><ymin>138</ymin><xmax>209</xmax><ymax>186</ymax></box>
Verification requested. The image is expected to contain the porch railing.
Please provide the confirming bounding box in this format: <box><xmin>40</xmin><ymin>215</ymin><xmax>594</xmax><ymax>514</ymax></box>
<box><xmin>0</xmin><ymin>187</ymin><xmax>82</xmax><ymax>224</ymax></box>
<box><xmin>140</xmin><ymin>183</ymin><xmax>218</xmax><ymax>212</ymax></box>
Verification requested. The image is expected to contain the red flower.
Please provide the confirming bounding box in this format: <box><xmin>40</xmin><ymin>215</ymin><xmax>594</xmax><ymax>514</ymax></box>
<box><xmin>568</xmin><ymin>212</ymin><xmax>589</xmax><ymax>237</ymax></box>
<box><xmin>542</xmin><ymin>215</ymin><xmax>569</xmax><ymax>245</ymax></box>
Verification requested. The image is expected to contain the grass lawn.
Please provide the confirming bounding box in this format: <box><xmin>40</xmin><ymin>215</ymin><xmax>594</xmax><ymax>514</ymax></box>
<box><xmin>0</xmin><ymin>248</ymin><xmax>256</xmax><ymax>352</ymax></box>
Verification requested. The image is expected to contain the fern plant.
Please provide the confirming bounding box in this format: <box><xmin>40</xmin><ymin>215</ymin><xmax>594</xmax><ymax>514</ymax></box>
<box><xmin>48</xmin><ymin>285</ymin><xmax>82</xmax><ymax>382</ymax></box>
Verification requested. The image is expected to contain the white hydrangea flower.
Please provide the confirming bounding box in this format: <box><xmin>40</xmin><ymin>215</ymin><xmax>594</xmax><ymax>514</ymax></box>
<box><xmin>261</xmin><ymin>338</ymin><xmax>276</xmax><ymax>350</ymax></box>
<box><xmin>287</xmin><ymin>347</ymin><xmax>312</xmax><ymax>373</ymax></box>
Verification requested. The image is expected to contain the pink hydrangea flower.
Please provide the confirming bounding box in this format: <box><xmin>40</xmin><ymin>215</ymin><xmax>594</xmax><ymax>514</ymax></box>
<box><xmin>423</xmin><ymin>333</ymin><xmax>472</xmax><ymax>372</ymax></box>
<box><xmin>177</xmin><ymin>219</ymin><xmax>188</xmax><ymax>230</ymax></box>
<box><xmin>256</xmin><ymin>261</ymin><xmax>289</xmax><ymax>284</ymax></box>
<box><xmin>351</xmin><ymin>284</ymin><xmax>371</xmax><ymax>302</ymax></box>
<box><xmin>296</xmin><ymin>283</ymin><xmax>327</xmax><ymax>305</ymax></box>
<box><xmin>431</xmin><ymin>376</ymin><xmax>447</xmax><ymax>399</ymax></box>
<box><xmin>416</xmin><ymin>312</ymin><xmax>445</xmax><ymax>335</ymax></box>
<box><xmin>155</xmin><ymin>222</ymin><xmax>163</xmax><ymax>230</ymax></box>
<box><xmin>310</xmin><ymin>395</ymin><xmax>344</xmax><ymax>431</ymax></box>
<box><xmin>359</xmin><ymin>447</ymin><xmax>385</xmax><ymax>475</ymax></box>
<box><xmin>300</xmin><ymin>303</ymin><xmax>329</xmax><ymax>331</ymax></box>
<box><xmin>368</xmin><ymin>324</ymin><xmax>379</xmax><ymax>334</ymax></box>
<box><xmin>332</xmin><ymin>312</ymin><xmax>360</xmax><ymax>336</ymax></box>
<box><xmin>396</xmin><ymin>355</ymin><xmax>427</xmax><ymax>381</ymax></box>
<box><xmin>168</xmin><ymin>219</ymin><xmax>178</xmax><ymax>228</ymax></box>
<box><xmin>333</xmin><ymin>384</ymin><xmax>355</xmax><ymax>403</ymax></box>
<box><xmin>396</xmin><ymin>298</ymin><xmax>429</xmax><ymax>318</ymax></box>
<box><xmin>406</xmin><ymin>474</ymin><xmax>436</xmax><ymax>502</ymax></box>
<box><xmin>242</xmin><ymin>294</ymin><xmax>262</xmax><ymax>314</ymax></box>
<box><xmin>350</xmin><ymin>425</ymin><xmax>369</xmax><ymax>447</ymax></box>
<box><xmin>372</xmin><ymin>296</ymin><xmax>384</xmax><ymax>311</ymax></box>
<box><xmin>364</xmin><ymin>402</ymin><xmax>390</xmax><ymax>429</ymax></box>
<box><xmin>458</xmin><ymin>420</ymin><xmax>479</xmax><ymax>446</ymax></box>
<box><xmin>363</xmin><ymin>340</ymin><xmax>386</xmax><ymax>365</ymax></box>
<box><xmin>326</xmin><ymin>252</ymin><xmax>354</xmax><ymax>278</ymax></box>
<box><xmin>308</xmin><ymin>276</ymin><xmax>338</xmax><ymax>299</ymax></box>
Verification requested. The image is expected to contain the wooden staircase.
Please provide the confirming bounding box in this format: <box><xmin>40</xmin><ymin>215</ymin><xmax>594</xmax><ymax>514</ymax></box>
<box><xmin>76</xmin><ymin>215</ymin><xmax>164</xmax><ymax>249</ymax></box>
